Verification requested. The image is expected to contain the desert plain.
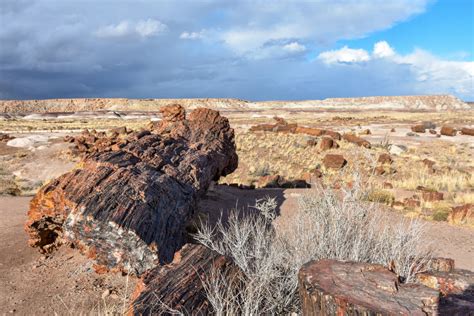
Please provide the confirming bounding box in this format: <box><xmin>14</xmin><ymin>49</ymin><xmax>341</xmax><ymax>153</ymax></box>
<box><xmin>0</xmin><ymin>95</ymin><xmax>473</xmax><ymax>314</ymax></box>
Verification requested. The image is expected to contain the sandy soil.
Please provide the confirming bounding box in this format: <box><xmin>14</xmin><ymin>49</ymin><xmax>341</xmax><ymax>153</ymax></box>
<box><xmin>1</xmin><ymin>186</ymin><xmax>472</xmax><ymax>315</ymax></box>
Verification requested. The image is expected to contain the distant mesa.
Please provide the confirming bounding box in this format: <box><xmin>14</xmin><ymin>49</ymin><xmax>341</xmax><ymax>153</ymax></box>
<box><xmin>0</xmin><ymin>95</ymin><xmax>471</xmax><ymax>113</ymax></box>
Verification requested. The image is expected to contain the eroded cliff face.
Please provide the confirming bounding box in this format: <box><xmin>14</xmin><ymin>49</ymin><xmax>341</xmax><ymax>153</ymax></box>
<box><xmin>25</xmin><ymin>105</ymin><xmax>238</xmax><ymax>275</ymax></box>
<box><xmin>1</xmin><ymin>95</ymin><xmax>470</xmax><ymax>113</ymax></box>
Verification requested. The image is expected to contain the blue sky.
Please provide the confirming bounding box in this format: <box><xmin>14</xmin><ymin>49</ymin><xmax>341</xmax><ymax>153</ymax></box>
<box><xmin>0</xmin><ymin>0</ymin><xmax>473</xmax><ymax>100</ymax></box>
<box><xmin>341</xmin><ymin>0</ymin><xmax>473</xmax><ymax>59</ymax></box>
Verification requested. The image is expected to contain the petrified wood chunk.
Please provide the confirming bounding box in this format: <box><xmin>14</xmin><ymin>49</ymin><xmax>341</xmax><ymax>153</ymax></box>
<box><xmin>342</xmin><ymin>133</ymin><xmax>371</xmax><ymax>148</ymax></box>
<box><xmin>298</xmin><ymin>259</ymin><xmax>439</xmax><ymax>315</ymax></box>
<box><xmin>130</xmin><ymin>244</ymin><xmax>238</xmax><ymax>315</ymax></box>
<box><xmin>25</xmin><ymin>106</ymin><xmax>238</xmax><ymax>275</ymax></box>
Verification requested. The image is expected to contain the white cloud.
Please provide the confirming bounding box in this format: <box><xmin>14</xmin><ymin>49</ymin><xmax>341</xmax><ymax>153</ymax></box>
<box><xmin>283</xmin><ymin>42</ymin><xmax>306</xmax><ymax>53</ymax></box>
<box><xmin>317</xmin><ymin>41</ymin><xmax>474</xmax><ymax>97</ymax></box>
<box><xmin>318</xmin><ymin>46</ymin><xmax>370</xmax><ymax>64</ymax></box>
<box><xmin>218</xmin><ymin>0</ymin><xmax>428</xmax><ymax>56</ymax></box>
<box><xmin>95</xmin><ymin>19</ymin><xmax>166</xmax><ymax>39</ymax></box>
<box><xmin>180</xmin><ymin>31</ymin><xmax>205</xmax><ymax>40</ymax></box>
<box><xmin>373</xmin><ymin>41</ymin><xmax>395</xmax><ymax>58</ymax></box>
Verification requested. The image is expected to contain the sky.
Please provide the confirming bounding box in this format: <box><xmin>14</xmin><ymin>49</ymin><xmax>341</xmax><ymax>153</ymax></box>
<box><xmin>0</xmin><ymin>0</ymin><xmax>473</xmax><ymax>100</ymax></box>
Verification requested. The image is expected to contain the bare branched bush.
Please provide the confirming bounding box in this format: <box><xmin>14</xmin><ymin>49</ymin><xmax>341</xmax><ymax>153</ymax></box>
<box><xmin>194</xmin><ymin>185</ymin><xmax>432</xmax><ymax>315</ymax></box>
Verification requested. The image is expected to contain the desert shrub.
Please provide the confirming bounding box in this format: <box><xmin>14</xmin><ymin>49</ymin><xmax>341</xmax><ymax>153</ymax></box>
<box><xmin>366</xmin><ymin>189</ymin><xmax>395</xmax><ymax>205</ymax></box>
<box><xmin>432</xmin><ymin>208</ymin><xmax>450</xmax><ymax>222</ymax></box>
<box><xmin>194</xmin><ymin>185</ymin><xmax>432</xmax><ymax>315</ymax></box>
<box><xmin>250</xmin><ymin>163</ymin><xmax>272</xmax><ymax>177</ymax></box>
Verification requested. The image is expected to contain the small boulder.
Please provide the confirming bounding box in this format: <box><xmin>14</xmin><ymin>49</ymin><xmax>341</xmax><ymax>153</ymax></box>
<box><xmin>323</xmin><ymin>154</ymin><xmax>347</xmax><ymax>169</ymax></box>
<box><xmin>429</xmin><ymin>129</ymin><xmax>437</xmax><ymax>135</ymax></box>
<box><xmin>319</xmin><ymin>137</ymin><xmax>337</xmax><ymax>151</ymax></box>
<box><xmin>440</xmin><ymin>126</ymin><xmax>456</xmax><ymax>136</ymax></box>
<box><xmin>378</xmin><ymin>153</ymin><xmax>393</xmax><ymax>165</ymax></box>
<box><xmin>411</xmin><ymin>125</ymin><xmax>426</xmax><ymax>133</ymax></box>
<box><xmin>389</xmin><ymin>144</ymin><xmax>407</xmax><ymax>156</ymax></box>
<box><xmin>461</xmin><ymin>127</ymin><xmax>474</xmax><ymax>136</ymax></box>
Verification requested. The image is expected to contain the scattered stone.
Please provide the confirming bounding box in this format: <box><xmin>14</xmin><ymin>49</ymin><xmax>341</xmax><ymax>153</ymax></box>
<box><xmin>25</xmin><ymin>106</ymin><xmax>238</xmax><ymax>275</ymax></box>
<box><xmin>299</xmin><ymin>259</ymin><xmax>439</xmax><ymax>315</ymax></box>
<box><xmin>323</xmin><ymin>154</ymin><xmax>347</xmax><ymax>169</ymax></box>
<box><xmin>460</xmin><ymin>127</ymin><xmax>474</xmax><ymax>136</ymax></box>
<box><xmin>359</xmin><ymin>128</ymin><xmax>371</xmax><ymax>135</ymax></box>
<box><xmin>448</xmin><ymin>204</ymin><xmax>473</xmax><ymax>225</ymax></box>
<box><xmin>302</xmin><ymin>170</ymin><xmax>323</xmax><ymax>183</ymax></box>
<box><xmin>0</xmin><ymin>133</ymin><xmax>14</xmax><ymax>142</ymax></box>
<box><xmin>342</xmin><ymin>133</ymin><xmax>371</xmax><ymax>148</ymax></box>
<box><xmin>411</xmin><ymin>125</ymin><xmax>426</xmax><ymax>133</ymax></box>
<box><xmin>406</xmin><ymin>132</ymin><xmax>420</xmax><ymax>137</ymax></box>
<box><xmin>422</xmin><ymin>191</ymin><xmax>444</xmax><ymax>202</ymax></box>
<box><xmin>429</xmin><ymin>129</ymin><xmax>437</xmax><ymax>135</ymax></box>
<box><xmin>319</xmin><ymin>137</ymin><xmax>337</xmax><ymax>151</ymax></box>
<box><xmin>389</xmin><ymin>144</ymin><xmax>407</xmax><ymax>156</ymax></box>
<box><xmin>440</xmin><ymin>126</ymin><xmax>457</xmax><ymax>136</ymax></box>
<box><xmin>377</xmin><ymin>153</ymin><xmax>393</xmax><ymax>165</ymax></box>
<box><xmin>390</xmin><ymin>128</ymin><xmax>396</xmax><ymax>132</ymax></box>
<box><xmin>404</xmin><ymin>197</ymin><xmax>421</xmax><ymax>208</ymax></box>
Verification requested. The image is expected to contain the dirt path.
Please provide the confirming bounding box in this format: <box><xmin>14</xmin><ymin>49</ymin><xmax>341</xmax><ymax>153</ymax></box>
<box><xmin>0</xmin><ymin>196</ymin><xmax>137</xmax><ymax>315</ymax></box>
<box><xmin>1</xmin><ymin>187</ymin><xmax>473</xmax><ymax>314</ymax></box>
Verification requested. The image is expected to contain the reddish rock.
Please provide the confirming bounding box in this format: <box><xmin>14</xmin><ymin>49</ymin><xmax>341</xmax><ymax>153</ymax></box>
<box><xmin>422</xmin><ymin>158</ymin><xmax>436</xmax><ymax>170</ymax></box>
<box><xmin>130</xmin><ymin>244</ymin><xmax>239</xmax><ymax>315</ymax></box>
<box><xmin>448</xmin><ymin>204</ymin><xmax>473</xmax><ymax>225</ymax></box>
<box><xmin>299</xmin><ymin>259</ymin><xmax>439</xmax><ymax>315</ymax></box>
<box><xmin>159</xmin><ymin>104</ymin><xmax>185</xmax><ymax>122</ymax></box>
<box><xmin>25</xmin><ymin>106</ymin><xmax>238</xmax><ymax>275</ymax></box>
<box><xmin>256</xmin><ymin>175</ymin><xmax>281</xmax><ymax>188</ymax></box>
<box><xmin>390</xmin><ymin>128</ymin><xmax>396</xmax><ymax>132</ymax></box>
<box><xmin>319</xmin><ymin>137</ymin><xmax>337</xmax><ymax>151</ymax></box>
<box><xmin>342</xmin><ymin>133</ymin><xmax>371</xmax><ymax>148</ymax></box>
<box><xmin>323</xmin><ymin>154</ymin><xmax>347</xmax><ymax>169</ymax></box>
<box><xmin>440</xmin><ymin>125</ymin><xmax>457</xmax><ymax>136</ymax></box>
<box><xmin>461</xmin><ymin>127</ymin><xmax>474</xmax><ymax>136</ymax></box>
<box><xmin>274</xmin><ymin>123</ymin><xmax>298</xmax><ymax>133</ymax></box>
<box><xmin>295</xmin><ymin>127</ymin><xmax>342</xmax><ymax>140</ymax></box>
<box><xmin>429</xmin><ymin>129</ymin><xmax>437</xmax><ymax>135</ymax></box>
<box><xmin>249</xmin><ymin>123</ymin><xmax>276</xmax><ymax>132</ymax></box>
<box><xmin>404</xmin><ymin>197</ymin><xmax>421</xmax><ymax>208</ymax></box>
<box><xmin>377</xmin><ymin>153</ymin><xmax>393</xmax><ymax>165</ymax></box>
<box><xmin>359</xmin><ymin>128</ymin><xmax>371</xmax><ymax>135</ymax></box>
<box><xmin>302</xmin><ymin>170</ymin><xmax>323</xmax><ymax>183</ymax></box>
<box><xmin>422</xmin><ymin>191</ymin><xmax>444</xmax><ymax>202</ymax></box>
<box><xmin>411</xmin><ymin>125</ymin><xmax>426</xmax><ymax>133</ymax></box>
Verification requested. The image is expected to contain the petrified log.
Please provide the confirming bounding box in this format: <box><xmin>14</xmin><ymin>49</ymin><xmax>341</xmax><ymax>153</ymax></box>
<box><xmin>440</xmin><ymin>125</ymin><xmax>457</xmax><ymax>136</ymax></box>
<box><xmin>129</xmin><ymin>244</ymin><xmax>238</xmax><ymax>315</ymax></box>
<box><xmin>298</xmin><ymin>259</ymin><xmax>439</xmax><ymax>315</ymax></box>
<box><xmin>342</xmin><ymin>133</ymin><xmax>371</xmax><ymax>148</ymax></box>
<box><xmin>461</xmin><ymin>127</ymin><xmax>474</xmax><ymax>136</ymax></box>
<box><xmin>25</xmin><ymin>106</ymin><xmax>238</xmax><ymax>275</ymax></box>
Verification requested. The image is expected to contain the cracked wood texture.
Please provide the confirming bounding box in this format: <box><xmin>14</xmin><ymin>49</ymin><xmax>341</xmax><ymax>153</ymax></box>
<box><xmin>129</xmin><ymin>243</ymin><xmax>238</xmax><ymax>315</ymax></box>
<box><xmin>25</xmin><ymin>105</ymin><xmax>238</xmax><ymax>275</ymax></box>
<box><xmin>299</xmin><ymin>259</ymin><xmax>439</xmax><ymax>316</ymax></box>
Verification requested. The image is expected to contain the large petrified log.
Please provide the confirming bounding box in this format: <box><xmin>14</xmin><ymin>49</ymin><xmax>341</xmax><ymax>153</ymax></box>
<box><xmin>129</xmin><ymin>243</ymin><xmax>239</xmax><ymax>315</ymax></box>
<box><xmin>298</xmin><ymin>259</ymin><xmax>439</xmax><ymax>315</ymax></box>
<box><xmin>25</xmin><ymin>105</ymin><xmax>238</xmax><ymax>275</ymax></box>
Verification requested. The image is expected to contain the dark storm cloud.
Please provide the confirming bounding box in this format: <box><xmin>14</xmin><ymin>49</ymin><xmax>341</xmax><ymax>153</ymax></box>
<box><xmin>1</xmin><ymin>0</ymin><xmax>470</xmax><ymax>100</ymax></box>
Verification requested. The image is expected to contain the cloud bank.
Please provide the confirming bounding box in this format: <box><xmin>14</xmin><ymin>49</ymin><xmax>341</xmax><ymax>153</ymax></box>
<box><xmin>0</xmin><ymin>0</ymin><xmax>472</xmax><ymax>100</ymax></box>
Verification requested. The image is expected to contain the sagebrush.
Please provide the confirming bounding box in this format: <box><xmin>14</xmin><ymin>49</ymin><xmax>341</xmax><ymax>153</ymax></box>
<box><xmin>194</xmin><ymin>184</ymin><xmax>432</xmax><ymax>314</ymax></box>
